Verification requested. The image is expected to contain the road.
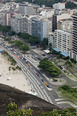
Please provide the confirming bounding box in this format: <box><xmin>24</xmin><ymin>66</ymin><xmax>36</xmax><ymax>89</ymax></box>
<box><xmin>0</xmin><ymin>37</ymin><xmax>77</xmax><ymax>108</ymax></box>
<box><xmin>1</xmin><ymin>44</ymin><xmax>58</xmax><ymax>106</ymax></box>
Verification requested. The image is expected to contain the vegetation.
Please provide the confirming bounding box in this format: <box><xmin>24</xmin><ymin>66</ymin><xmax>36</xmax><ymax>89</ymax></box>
<box><xmin>4</xmin><ymin>38</ymin><xmax>10</xmax><ymax>41</ymax></box>
<box><xmin>8</xmin><ymin>66</ymin><xmax>21</xmax><ymax>72</ymax></box>
<box><xmin>65</xmin><ymin>60</ymin><xmax>73</xmax><ymax>67</ymax></box>
<box><xmin>8</xmin><ymin>31</ymin><xmax>16</xmax><ymax>36</ymax></box>
<box><xmin>7</xmin><ymin>103</ymin><xmax>77</xmax><ymax>116</ymax></box>
<box><xmin>41</xmin><ymin>108</ymin><xmax>77</xmax><ymax>116</ymax></box>
<box><xmin>0</xmin><ymin>25</ymin><xmax>11</xmax><ymax>33</ymax></box>
<box><xmin>65</xmin><ymin>2</ymin><xmax>77</xmax><ymax>9</ymax></box>
<box><xmin>7</xmin><ymin>103</ymin><xmax>33</xmax><ymax>116</ymax></box>
<box><xmin>15</xmin><ymin>0</ymin><xmax>63</xmax><ymax>7</ymax></box>
<box><xmin>49</xmin><ymin>43</ymin><xmax>53</xmax><ymax>52</ymax></box>
<box><xmin>70</xmin><ymin>58</ymin><xmax>77</xmax><ymax>64</ymax></box>
<box><xmin>8</xmin><ymin>40</ymin><xmax>29</xmax><ymax>52</ymax></box>
<box><xmin>17</xmin><ymin>32</ymin><xmax>40</xmax><ymax>45</ymax></box>
<box><xmin>19</xmin><ymin>45</ymin><xmax>29</xmax><ymax>52</ymax></box>
<box><xmin>38</xmin><ymin>58</ymin><xmax>61</xmax><ymax>77</ymax></box>
<box><xmin>2</xmin><ymin>51</ymin><xmax>16</xmax><ymax>65</ymax></box>
<box><xmin>40</xmin><ymin>38</ymin><xmax>48</xmax><ymax>50</ymax></box>
<box><xmin>59</xmin><ymin>85</ymin><xmax>77</xmax><ymax>104</ymax></box>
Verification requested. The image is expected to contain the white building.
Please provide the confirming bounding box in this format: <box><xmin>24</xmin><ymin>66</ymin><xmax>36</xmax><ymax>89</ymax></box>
<box><xmin>32</xmin><ymin>17</ymin><xmax>52</xmax><ymax>41</ymax></box>
<box><xmin>53</xmin><ymin>3</ymin><xmax>65</xmax><ymax>10</ymax></box>
<box><xmin>48</xmin><ymin>32</ymin><xmax>55</xmax><ymax>48</ymax></box>
<box><xmin>57</xmin><ymin>18</ymin><xmax>73</xmax><ymax>33</ymax></box>
<box><xmin>0</xmin><ymin>12</ymin><xmax>6</xmax><ymax>26</ymax></box>
<box><xmin>57</xmin><ymin>13</ymin><xmax>71</xmax><ymax>22</ymax></box>
<box><xmin>54</xmin><ymin>30</ymin><xmax>72</xmax><ymax>54</ymax></box>
<box><xmin>5</xmin><ymin>12</ymin><xmax>11</xmax><ymax>26</ymax></box>
<box><xmin>40</xmin><ymin>9</ymin><xmax>54</xmax><ymax>18</ymax></box>
<box><xmin>11</xmin><ymin>13</ymin><xmax>21</xmax><ymax>33</ymax></box>
<box><xmin>19</xmin><ymin>4</ymin><xmax>36</xmax><ymax>15</ymax></box>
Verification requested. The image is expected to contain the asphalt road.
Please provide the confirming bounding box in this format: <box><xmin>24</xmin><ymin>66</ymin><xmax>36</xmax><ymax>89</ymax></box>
<box><xmin>0</xmin><ymin>38</ymin><xmax>76</xmax><ymax>108</ymax></box>
<box><xmin>3</xmin><ymin>47</ymin><xmax>57</xmax><ymax>106</ymax></box>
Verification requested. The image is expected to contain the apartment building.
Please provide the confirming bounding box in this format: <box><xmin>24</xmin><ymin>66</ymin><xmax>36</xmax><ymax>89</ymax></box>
<box><xmin>0</xmin><ymin>12</ymin><xmax>5</xmax><ymax>26</ymax></box>
<box><xmin>53</xmin><ymin>3</ymin><xmax>65</xmax><ymax>10</ymax></box>
<box><xmin>54</xmin><ymin>30</ymin><xmax>72</xmax><ymax>54</ymax></box>
<box><xmin>11</xmin><ymin>13</ymin><xmax>21</xmax><ymax>33</ymax></box>
<box><xmin>5</xmin><ymin>12</ymin><xmax>11</xmax><ymax>26</ymax></box>
<box><xmin>69</xmin><ymin>14</ymin><xmax>77</xmax><ymax>61</ymax></box>
<box><xmin>48</xmin><ymin>32</ymin><xmax>55</xmax><ymax>48</ymax></box>
<box><xmin>57</xmin><ymin>18</ymin><xmax>73</xmax><ymax>33</ymax></box>
<box><xmin>19</xmin><ymin>4</ymin><xmax>36</xmax><ymax>15</ymax></box>
<box><xmin>32</xmin><ymin>17</ymin><xmax>52</xmax><ymax>41</ymax></box>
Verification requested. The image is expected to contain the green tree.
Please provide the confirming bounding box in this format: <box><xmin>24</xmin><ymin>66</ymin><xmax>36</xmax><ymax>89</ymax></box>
<box><xmin>19</xmin><ymin>45</ymin><xmax>29</xmax><ymax>52</ymax></box>
<box><xmin>14</xmin><ymin>40</ymin><xmax>23</xmax><ymax>47</ymax></box>
<box><xmin>8</xmin><ymin>31</ymin><xmax>16</xmax><ymax>36</ymax></box>
<box><xmin>7</xmin><ymin>103</ymin><xmax>33</xmax><ymax>116</ymax></box>
<box><xmin>38</xmin><ymin>58</ymin><xmax>61</xmax><ymax>77</ymax></box>
<box><xmin>40</xmin><ymin>38</ymin><xmax>48</xmax><ymax>50</ymax></box>
<box><xmin>65</xmin><ymin>2</ymin><xmax>77</xmax><ymax>9</ymax></box>
<box><xmin>49</xmin><ymin>43</ymin><xmax>53</xmax><ymax>52</ymax></box>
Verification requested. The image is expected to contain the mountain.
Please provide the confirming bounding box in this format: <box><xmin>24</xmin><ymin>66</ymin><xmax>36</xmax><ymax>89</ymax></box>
<box><xmin>0</xmin><ymin>83</ymin><xmax>61</xmax><ymax>116</ymax></box>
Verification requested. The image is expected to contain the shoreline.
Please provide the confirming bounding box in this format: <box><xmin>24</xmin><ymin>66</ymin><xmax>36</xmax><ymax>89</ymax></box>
<box><xmin>0</xmin><ymin>53</ymin><xmax>31</xmax><ymax>93</ymax></box>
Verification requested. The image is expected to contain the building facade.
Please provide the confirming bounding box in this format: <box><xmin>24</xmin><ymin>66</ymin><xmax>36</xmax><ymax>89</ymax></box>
<box><xmin>32</xmin><ymin>17</ymin><xmax>52</xmax><ymax>41</ymax></box>
<box><xmin>19</xmin><ymin>4</ymin><xmax>36</xmax><ymax>15</ymax></box>
<box><xmin>11</xmin><ymin>13</ymin><xmax>21</xmax><ymax>33</ymax></box>
<box><xmin>48</xmin><ymin>32</ymin><xmax>55</xmax><ymax>48</ymax></box>
<box><xmin>57</xmin><ymin>19</ymin><xmax>73</xmax><ymax>33</ymax></box>
<box><xmin>0</xmin><ymin>12</ymin><xmax>5</xmax><ymax>26</ymax></box>
<box><xmin>69</xmin><ymin>14</ymin><xmax>77</xmax><ymax>61</ymax></box>
<box><xmin>54</xmin><ymin>30</ymin><xmax>72</xmax><ymax>54</ymax></box>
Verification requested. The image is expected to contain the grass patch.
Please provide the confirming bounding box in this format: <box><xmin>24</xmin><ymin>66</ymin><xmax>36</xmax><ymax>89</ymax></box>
<box><xmin>59</xmin><ymin>85</ymin><xmax>77</xmax><ymax>104</ymax></box>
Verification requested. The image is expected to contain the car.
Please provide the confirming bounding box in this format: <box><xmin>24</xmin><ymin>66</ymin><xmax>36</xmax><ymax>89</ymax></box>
<box><xmin>39</xmin><ymin>76</ymin><xmax>42</xmax><ymax>79</ymax></box>
<box><xmin>37</xmin><ymin>57</ymin><xmax>41</xmax><ymax>60</ymax></box>
<box><xmin>47</xmin><ymin>85</ymin><xmax>50</xmax><ymax>88</ymax></box>
<box><xmin>36</xmin><ymin>72</ymin><xmax>39</xmax><ymax>76</ymax></box>
<box><xmin>13</xmin><ymin>51</ymin><xmax>17</xmax><ymax>54</ymax></box>
<box><xmin>41</xmin><ymin>79</ymin><xmax>44</xmax><ymax>82</ymax></box>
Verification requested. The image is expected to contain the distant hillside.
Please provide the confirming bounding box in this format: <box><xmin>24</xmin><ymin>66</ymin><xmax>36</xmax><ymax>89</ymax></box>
<box><xmin>15</xmin><ymin>0</ymin><xmax>63</xmax><ymax>7</ymax></box>
<box><xmin>0</xmin><ymin>84</ymin><xmax>61</xmax><ymax>116</ymax></box>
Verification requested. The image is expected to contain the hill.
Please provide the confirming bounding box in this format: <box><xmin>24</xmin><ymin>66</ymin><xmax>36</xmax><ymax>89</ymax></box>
<box><xmin>0</xmin><ymin>84</ymin><xmax>61</xmax><ymax>116</ymax></box>
<box><xmin>15</xmin><ymin>0</ymin><xmax>63</xmax><ymax>7</ymax></box>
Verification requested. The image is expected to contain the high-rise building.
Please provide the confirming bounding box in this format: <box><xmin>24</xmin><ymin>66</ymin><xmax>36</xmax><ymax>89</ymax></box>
<box><xmin>0</xmin><ymin>12</ymin><xmax>5</xmax><ymax>26</ymax></box>
<box><xmin>52</xmin><ymin>15</ymin><xmax>57</xmax><ymax>32</ymax></box>
<box><xmin>5</xmin><ymin>12</ymin><xmax>11</xmax><ymax>26</ymax></box>
<box><xmin>19</xmin><ymin>4</ymin><xmax>36</xmax><ymax>15</ymax></box>
<box><xmin>53</xmin><ymin>3</ymin><xmax>65</xmax><ymax>10</ymax></box>
<box><xmin>54</xmin><ymin>30</ymin><xmax>72</xmax><ymax>54</ymax></box>
<box><xmin>32</xmin><ymin>17</ymin><xmax>52</xmax><ymax>41</ymax></box>
<box><xmin>57</xmin><ymin>18</ymin><xmax>73</xmax><ymax>33</ymax></box>
<box><xmin>11</xmin><ymin>13</ymin><xmax>21</xmax><ymax>33</ymax></box>
<box><xmin>72</xmin><ymin>14</ymin><xmax>77</xmax><ymax>55</ymax></box>
<box><xmin>69</xmin><ymin>14</ymin><xmax>77</xmax><ymax>60</ymax></box>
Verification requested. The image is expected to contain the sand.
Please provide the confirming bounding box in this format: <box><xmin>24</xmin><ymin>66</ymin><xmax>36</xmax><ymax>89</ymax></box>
<box><xmin>0</xmin><ymin>53</ymin><xmax>31</xmax><ymax>93</ymax></box>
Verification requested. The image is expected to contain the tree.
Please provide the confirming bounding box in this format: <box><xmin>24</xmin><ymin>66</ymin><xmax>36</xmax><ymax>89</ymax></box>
<box><xmin>38</xmin><ymin>58</ymin><xmax>61</xmax><ymax>77</ymax></box>
<box><xmin>7</xmin><ymin>102</ymin><xmax>17</xmax><ymax>111</ymax></box>
<box><xmin>14</xmin><ymin>40</ymin><xmax>23</xmax><ymax>47</ymax></box>
<box><xmin>40</xmin><ymin>38</ymin><xmax>48</xmax><ymax>50</ymax></box>
<box><xmin>8</xmin><ymin>67</ymin><xmax>11</xmax><ymax>73</ymax></box>
<box><xmin>65</xmin><ymin>60</ymin><xmax>73</xmax><ymax>67</ymax></box>
<box><xmin>49</xmin><ymin>43</ymin><xmax>53</xmax><ymax>52</ymax></box>
<box><xmin>41</xmin><ymin>108</ymin><xmax>77</xmax><ymax>116</ymax></box>
<box><xmin>65</xmin><ymin>2</ymin><xmax>77</xmax><ymax>9</ymax></box>
<box><xmin>28</xmin><ymin>37</ymin><xmax>40</xmax><ymax>45</ymax></box>
<box><xmin>19</xmin><ymin>45</ymin><xmax>29</xmax><ymax>52</ymax></box>
<box><xmin>8</xmin><ymin>31</ymin><xmax>16</xmax><ymax>36</ymax></box>
<box><xmin>7</xmin><ymin>103</ymin><xmax>33</xmax><ymax>116</ymax></box>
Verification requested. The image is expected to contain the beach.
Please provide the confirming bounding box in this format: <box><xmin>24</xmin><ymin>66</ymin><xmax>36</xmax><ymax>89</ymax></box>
<box><xmin>0</xmin><ymin>53</ymin><xmax>31</xmax><ymax>93</ymax></box>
